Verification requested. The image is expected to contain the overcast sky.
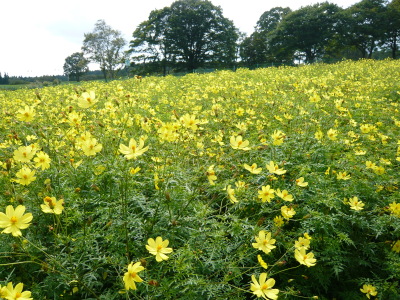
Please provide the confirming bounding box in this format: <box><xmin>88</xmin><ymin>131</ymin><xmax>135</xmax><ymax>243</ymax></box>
<box><xmin>1</xmin><ymin>0</ymin><xmax>360</xmax><ymax>77</ymax></box>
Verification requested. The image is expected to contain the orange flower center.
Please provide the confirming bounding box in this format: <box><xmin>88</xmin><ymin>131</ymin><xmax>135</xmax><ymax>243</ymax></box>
<box><xmin>157</xmin><ymin>245</ymin><xmax>163</xmax><ymax>251</ymax></box>
<box><xmin>261</xmin><ymin>283</ymin><xmax>269</xmax><ymax>290</ymax></box>
<box><xmin>10</xmin><ymin>216</ymin><xmax>18</xmax><ymax>224</ymax></box>
<box><xmin>130</xmin><ymin>272</ymin><xmax>137</xmax><ymax>278</ymax></box>
<box><xmin>15</xmin><ymin>292</ymin><xmax>22</xmax><ymax>298</ymax></box>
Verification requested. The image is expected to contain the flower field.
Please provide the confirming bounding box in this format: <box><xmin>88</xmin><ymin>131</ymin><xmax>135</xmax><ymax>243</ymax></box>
<box><xmin>0</xmin><ymin>59</ymin><xmax>399</xmax><ymax>299</ymax></box>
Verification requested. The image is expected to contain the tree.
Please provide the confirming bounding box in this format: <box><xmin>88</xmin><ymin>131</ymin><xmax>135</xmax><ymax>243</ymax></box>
<box><xmin>240</xmin><ymin>7</ymin><xmax>292</xmax><ymax>66</ymax></box>
<box><xmin>273</xmin><ymin>2</ymin><xmax>342</xmax><ymax>63</ymax></box>
<box><xmin>337</xmin><ymin>0</ymin><xmax>387</xmax><ymax>59</ymax></box>
<box><xmin>129</xmin><ymin>0</ymin><xmax>238</xmax><ymax>73</ymax></box>
<box><xmin>381</xmin><ymin>0</ymin><xmax>400</xmax><ymax>58</ymax></box>
<box><xmin>82</xmin><ymin>20</ymin><xmax>127</xmax><ymax>81</ymax></box>
<box><xmin>63</xmin><ymin>52</ymin><xmax>89</xmax><ymax>82</ymax></box>
<box><xmin>129</xmin><ymin>7</ymin><xmax>172</xmax><ymax>76</ymax></box>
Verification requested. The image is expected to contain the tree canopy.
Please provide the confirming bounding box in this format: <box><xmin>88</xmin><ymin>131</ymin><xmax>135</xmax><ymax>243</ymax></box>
<box><xmin>63</xmin><ymin>52</ymin><xmax>89</xmax><ymax>82</ymax></box>
<box><xmin>82</xmin><ymin>20</ymin><xmax>126</xmax><ymax>81</ymax></box>
<box><xmin>129</xmin><ymin>0</ymin><xmax>238</xmax><ymax>74</ymax></box>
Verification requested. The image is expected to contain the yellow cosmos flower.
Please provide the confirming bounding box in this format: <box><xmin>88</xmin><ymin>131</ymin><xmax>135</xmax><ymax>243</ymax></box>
<box><xmin>81</xmin><ymin>138</ymin><xmax>102</xmax><ymax>156</ymax></box>
<box><xmin>78</xmin><ymin>91</ymin><xmax>97</xmax><ymax>108</ymax></box>
<box><xmin>388</xmin><ymin>202</ymin><xmax>400</xmax><ymax>217</ymax></box>
<box><xmin>391</xmin><ymin>240</ymin><xmax>400</xmax><ymax>253</ymax></box>
<box><xmin>281</xmin><ymin>205</ymin><xmax>296</xmax><ymax>220</ymax></box>
<box><xmin>258</xmin><ymin>185</ymin><xmax>275</xmax><ymax>203</ymax></box>
<box><xmin>266</xmin><ymin>161</ymin><xmax>286</xmax><ymax>175</ymax></box>
<box><xmin>33</xmin><ymin>151</ymin><xmax>51</xmax><ymax>170</ymax></box>
<box><xmin>206</xmin><ymin>165</ymin><xmax>217</xmax><ymax>185</ymax></box>
<box><xmin>295</xmin><ymin>237</ymin><xmax>310</xmax><ymax>250</ymax></box>
<box><xmin>273</xmin><ymin>216</ymin><xmax>285</xmax><ymax>227</ymax></box>
<box><xmin>230</xmin><ymin>135</ymin><xmax>251</xmax><ymax>150</ymax></box>
<box><xmin>180</xmin><ymin>114</ymin><xmax>199</xmax><ymax>131</ymax></box>
<box><xmin>271</xmin><ymin>130</ymin><xmax>285</xmax><ymax>146</ymax></box>
<box><xmin>41</xmin><ymin>196</ymin><xmax>64</xmax><ymax>215</ymax></box>
<box><xmin>119</xmin><ymin>137</ymin><xmax>149</xmax><ymax>160</ymax></box>
<box><xmin>250</xmin><ymin>273</ymin><xmax>279</xmax><ymax>299</ymax></box>
<box><xmin>0</xmin><ymin>205</ymin><xmax>33</xmax><ymax>237</ymax></box>
<box><xmin>327</xmin><ymin>128</ymin><xmax>338</xmax><ymax>140</ymax></box>
<box><xmin>3</xmin><ymin>282</ymin><xmax>32</xmax><ymax>300</ymax></box>
<box><xmin>146</xmin><ymin>236</ymin><xmax>173</xmax><ymax>262</ymax></box>
<box><xmin>336</xmin><ymin>171</ymin><xmax>351</xmax><ymax>180</ymax></box>
<box><xmin>123</xmin><ymin>262</ymin><xmax>144</xmax><ymax>290</ymax></box>
<box><xmin>226</xmin><ymin>185</ymin><xmax>238</xmax><ymax>203</ymax></box>
<box><xmin>17</xmin><ymin>106</ymin><xmax>36</xmax><ymax>122</ymax></box>
<box><xmin>360</xmin><ymin>284</ymin><xmax>378</xmax><ymax>299</ymax></box>
<box><xmin>275</xmin><ymin>189</ymin><xmax>293</xmax><ymax>202</ymax></box>
<box><xmin>348</xmin><ymin>196</ymin><xmax>364</xmax><ymax>211</ymax></box>
<box><xmin>14</xmin><ymin>167</ymin><xmax>36</xmax><ymax>186</ymax></box>
<box><xmin>252</xmin><ymin>230</ymin><xmax>276</xmax><ymax>254</ymax></box>
<box><xmin>13</xmin><ymin>146</ymin><xmax>36</xmax><ymax>163</ymax></box>
<box><xmin>294</xmin><ymin>248</ymin><xmax>317</xmax><ymax>267</ymax></box>
<box><xmin>295</xmin><ymin>177</ymin><xmax>308</xmax><ymax>187</ymax></box>
<box><xmin>244</xmin><ymin>163</ymin><xmax>262</xmax><ymax>174</ymax></box>
<box><xmin>257</xmin><ymin>255</ymin><xmax>268</xmax><ymax>269</ymax></box>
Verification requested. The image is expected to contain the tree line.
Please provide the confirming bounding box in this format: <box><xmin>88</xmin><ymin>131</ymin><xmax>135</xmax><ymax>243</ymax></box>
<box><xmin>62</xmin><ymin>0</ymin><xmax>399</xmax><ymax>80</ymax></box>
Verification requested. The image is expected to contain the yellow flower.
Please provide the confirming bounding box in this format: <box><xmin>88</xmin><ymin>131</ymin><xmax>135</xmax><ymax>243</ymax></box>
<box><xmin>17</xmin><ymin>106</ymin><xmax>36</xmax><ymax>122</ymax></box>
<box><xmin>273</xmin><ymin>216</ymin><xmax>285</xmax><ymax>227</ymax></box>
<box><xmin>257</xmin><ymin>255</ymin><xmax>268</xmax><ymax>269</ymax></box>
<box><xmin>119</xmin><ymin>137</ymin><xmax>149</xmax><ymax>160</ymax></box>
<box><xmin>295</xmin><ymin>177</ymin><xmax>308</xmax><ymax>187</ymax></box>
<box><xmin>41</xmin><ymin>196</ymin><xmax>64</xmax><ymax>215</ymax></box>
<box><xmin>180</xmin><ymin>114</ymin><xmax>199</xmax><ymax>131</ymax></box>
<box><xmin>3</xmin><ymin>282</ymin><xmax>32</xmax><ymax>300</ymax></box>
<box><xmin>327</xmin><ymin>128</ymin><xmax>338</xmax><ymax>140</ymax></box>
<box><xmin>129</xmin><ymin>167</ymin><xmax>141</xmax><ymax>175</ymax></box>
<box><xmin>206</xmin><ymin>165</ymin><xmax>217</xmax><ymax>185</ymax></box>
<box><xmin>230</xmin><ymin>135</ymin><xmax>251</xmax><ymax>150</ymax></box>
<box><xmin>123</xmin><ymin>262</ymin><xmax>144</xmax><ymax>290</ymax></box>
<box><xmin>275</xmin><ymin>189</ymin><xmax>293</xmax><ymax>202</ymax></box>
<box><xmin>348</xmin><ymin>196</ymin><xmax>364</xmax><ymax>211</ymax></box>
<box><xmin>266</xmin><ymin>161</ymin><xmax>286</xmax><ymax>175</ymax></box>
<box><xmin>226</xmin><ymin>185</ymin><xmax>238</xmax><ymax>203</ymax></box>
<box><xmin>294</xmin><ymin>248</ymin><xmax>317</xmax><ymax>267</ymax></box>
<box><xmin>13</xmin><ymin>146</ymin><xmax>36</xmax><ymax>163</ymax></box>
<box><xmin>294</xmin><ymin>237</ymin><xmax>310</xmax><ymax>250</ymax></box>
<box><xmin>250</xmin><ymin>273</ymin><xmax>279</xmax><ymax>299</ymax></box>
<box><xmin>360</xmin><ymin>284</ymin><xmax>378</xmax><ymax>299</ymax></box>
<box><xmin>33</xmin><ymin>151</ymin><xmax>51</xmax><ymax>170</ymax></box>
<box><xmin>258</xmin><ymin>185</ymin><xmax>275</xmax><ymax>203</ymax></box>
<box><xmin>388</xmin><ymin>202</ymin><xmax>400</xmax><ymax>217</ymax></box>
<box><xmin>392</xmin><ymin>240</ymin><xmax>400</xmax><ymax>253</ymax></box>
<box><xmin>244</xmin><ymin>163</ymin><xmax>262</xmax><ymax>174</ymax></box>
<box><xmin>271</xmin><ymin>130</ymin><xmax>285</xmax><ymax>146</ymax></box>
<box><xmin>78</xmin><ymin>91</ymin><xmax>97</xmax><ymax>108</ymax></box>
<box><xmin>146</xmin><ymin>236</ymin><xmax>173</xmax><ymax>262</ymax></box>
<box><xmin>365</xmin><ymin>161</ymin><xmax>376</xmax><ymax>169</ymax></box>
<box><xmin>81</xmin><ymin>138</ymin><xmax>102</xmax><ymax>156</ymax></box>
<box><xmin>336</xmin><ymin>171</ymin><xmax>351</xmax><ymax>180</ymax></box>
<box><xmin>281</xmin><ymin>205</ymin><xmax>296</xmax><ymax>220</ymax></box>
<box><xmin>14</xmin><ymin>166</ymin><xmax>36</xmax><ymax>186</ymax></box>
<box><xmin>252</xmin><ymin>230</ymin><xmax>276</xmax><ymax>254</ymax></box>
<box><xmin>314</xmin><ymin>130</ymin><xmax>323</xmax><ymax>140</ymax></box>
<box><xmin>0</xmin><ymin>205</ymin><xmax>33</xmax><ymax>237</ymax></box>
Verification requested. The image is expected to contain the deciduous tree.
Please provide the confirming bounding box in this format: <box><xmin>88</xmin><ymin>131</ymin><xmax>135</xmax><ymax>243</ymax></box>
<box><xmin>63</xmin><ymin>52</ymin><xmax>89</xmax><ymax>82</ymax></box>
<box><xmin>82</xmin><ymin>20</ymin><xmax>126</xmax><ymax>81</ymax></box>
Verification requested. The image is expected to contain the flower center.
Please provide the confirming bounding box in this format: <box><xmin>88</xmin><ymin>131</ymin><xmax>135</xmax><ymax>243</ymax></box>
<box><xmin>261</xmin><ymin>283</ymin><xmax>269</xmax><ymax>290</ymax></box>
<box><xmin>157</xmin><ymin>245</ymin><xmax>163</xmax><ymax>251</ymax></box>
<box><xmin>10</xmin><ymin>216</ymin><xmax>18</xmax><ymax>224</ymax></box>
<box><xmin>130</xmin><ymin>272</ymin><xmax>137</xmax><ymax>278</ymax></box>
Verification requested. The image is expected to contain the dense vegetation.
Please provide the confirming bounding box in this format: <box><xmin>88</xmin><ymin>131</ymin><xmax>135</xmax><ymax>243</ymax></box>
<box><xmin>0</xmin><ymin>59</ymin><xmax>399</xmax><ymax>299</ymax></box>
